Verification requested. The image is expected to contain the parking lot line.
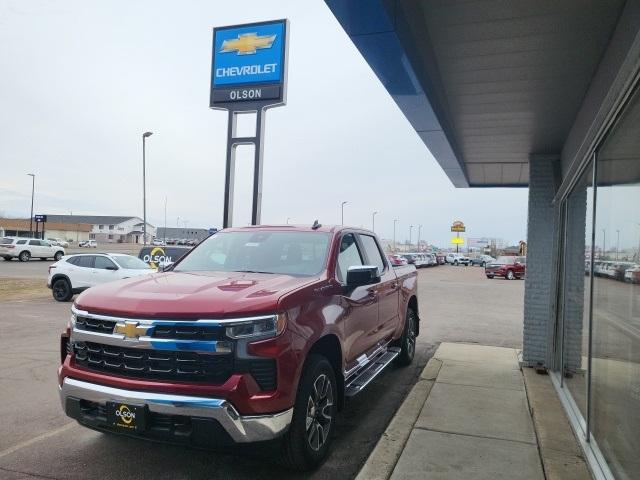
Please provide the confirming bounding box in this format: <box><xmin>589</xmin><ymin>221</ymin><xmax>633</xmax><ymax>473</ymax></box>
<box><xmin>0</xmin><ymin>423</ymin><xmax>77</xmax><ymax>460</ymax></box>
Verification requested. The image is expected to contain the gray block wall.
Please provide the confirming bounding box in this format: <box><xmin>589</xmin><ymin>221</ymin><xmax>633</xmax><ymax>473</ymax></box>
<box><xmin>522</xmin><ymin>157</ymin><xmax>561</xmax><ymax>367</ymax></box>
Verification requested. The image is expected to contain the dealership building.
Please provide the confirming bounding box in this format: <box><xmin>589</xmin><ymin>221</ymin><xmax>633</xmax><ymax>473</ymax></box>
<box><xmin>326</xmin><ymin>1</ymin><xmax>640</xmax><ymax>478</ymax></box>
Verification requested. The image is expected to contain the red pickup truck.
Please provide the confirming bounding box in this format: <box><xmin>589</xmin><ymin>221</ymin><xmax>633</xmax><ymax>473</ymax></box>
<box><xmin>58</xmin><ymin>225</ymin><xmax>419</xmax><ymax>470</ymax></box>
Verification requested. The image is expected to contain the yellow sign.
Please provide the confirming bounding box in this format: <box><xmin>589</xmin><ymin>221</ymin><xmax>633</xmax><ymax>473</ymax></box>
<box><xmin>220</xmin><ymin>33</ymin><xmax>276</xmax><ymax>55</ymax></box>
<box><xmin>451</xmin><ymin>220</ymin><xmax>466</xmax><ymax>233</ymax></box>
<box><xmin>451</xmin><ymin>237</ymin><xmax>464</xmax><ymax>245</ymax></box>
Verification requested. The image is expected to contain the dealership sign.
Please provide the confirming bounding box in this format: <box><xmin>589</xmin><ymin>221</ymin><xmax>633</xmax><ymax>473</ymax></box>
<box><xmin>210</xmin><ymin>20</ymin><xmax>288</xmax><ymax>107</ymax></box>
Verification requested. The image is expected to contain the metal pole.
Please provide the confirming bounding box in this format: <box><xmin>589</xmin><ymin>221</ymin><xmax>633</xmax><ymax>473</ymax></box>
<box><xmin>409</xmin><ymin>225</ymin><xmax>413</xmax><ymax>250</ymax></box>
<box><xmin>164</xmin><ymin>197</ymin><xmax>167</xmax><ymax>245</ymax></box>
<box><xmin>341</xmin><ymin>201</ymin><xmax>347</xmax><ymax>225</ymax></box>
<box><xmin>602</xmin><ymin>229</ymin><xmax>606</xmax><ymax>259</ymax></box>
<box><xmin>372</xmin><ymin>211</ymin><xmax>378</xmax><ymax>232</ymax></box>
<box><xmin>142</xmin><ymin>132</ymin><xmax>153</xmax><ymax>245</ymax></box>
<box><xmin>251</xmin><ymin>109</ymin><xmax>265</xmax><ymax>225</ymax></box>
<box><xmin>27</xmin><ymin>173</ymin><xmax>35</xmax><ymax>237</ymax></box>
<box><xmin>616</xmin><ymin>229</ymin><xmax>620</xmax><ymax>260</ymax></box>
<box><xmin>418</xmin><ymin>225</ymin><xmax>422</xmax><ymax>251</ymax></box>
<box><xmin>393</xmin><ymin>219</ymin><xmax>398</xmax><ymax>251</ymax></box>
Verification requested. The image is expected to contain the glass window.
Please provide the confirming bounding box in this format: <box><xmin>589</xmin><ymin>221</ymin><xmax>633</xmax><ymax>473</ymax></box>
<box><xmin>0</xmin><ymin>238</ymin><xmax>13</xmax><ymax>245</ymax></box>
<box><xmin>590</xmin><ymin>87</ymin><xmax>640</xmax><ymax>479</ymax></box>
<box><xmin>561</xmin><ymin>162</ymin><xmax>594</xmax><ymax>418</ymax></box>
<box><xmin>359</xmin><ymin>234</ymin><xmax>385</xmax><ymax>274</ymax></box>
<box><xmin>113</xmin><ymin>255</ymin><xmax>150</xmax><ymax>270</ymax></box>
<box><xmin>16</xmin><ymin>240</ymin><xmax>27</xmax><ymax>245</ymax></box>
<box><xmin>174</xmin><ymin>231</ymin><xmax>330</xmax><ymax>276</ymax></box>
<box><xmin>337</xmin><ymin>233</ymin><xmax>363</xmax><ymax>282</ymax></box>
<box><xmin>94</xmin><ymin>256</ymin><xmax>116</xmax><ymax>270</ymax></box>
<box><xmin>76</xmin><ymin>256</ymin><xmax>94</xmax><ymax>268</ymax></box>
<box><xmin>28</xmin><ymin>240</ymin><xmax>40</xmax><ymax>246</ymax></box>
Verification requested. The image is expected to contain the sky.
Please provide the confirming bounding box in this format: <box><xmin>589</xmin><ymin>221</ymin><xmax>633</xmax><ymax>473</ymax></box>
<box><xmin>0</xmin><ymin>0</ymin><xmax>529</xmax><ymax>247</ymax></box>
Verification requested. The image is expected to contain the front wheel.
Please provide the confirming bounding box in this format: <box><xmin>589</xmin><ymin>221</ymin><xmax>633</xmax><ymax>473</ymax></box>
<box><xmin>454</xmin><ymin>260</ymin><xmax>458</xmax><ymax>266</ymax></box>
<box><xmin>280</xmin><ymin>355</ymin><xmax>336</xmax><ymax>471</ymax></box>
<box><xmin>395</xmin><ymin>308</ymin><xmax>417</xmax><ymax>366</ymax></box>
<box><xmin>54</xmin><ymin>251</ymin><xmax>63</xmax><ymax>261</ymax></box>
<box><xmin>506</xmin><ymin>269</ymin><xmax>515</xmax><ymax>280</ymax></box>
<box><xmin>486</xmin><ymin>275</ymin><xmax>494</xmax><ymax>279</ymax></box>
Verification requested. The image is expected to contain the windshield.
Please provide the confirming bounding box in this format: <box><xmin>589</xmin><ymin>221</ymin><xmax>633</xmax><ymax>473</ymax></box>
<box><xmin>174</xmin><ymin>231</ymin><xmax>331</xmax><ymax>276</ymax></box>
<box><xmin>113</xmin><ymin>255</ymin><xmax>152</xmax><ymax>270</ymax></box>
<box><xmin>0</xmin><ymin>238</ymin><xmax>13</xmax><ymax>245</ymax></box>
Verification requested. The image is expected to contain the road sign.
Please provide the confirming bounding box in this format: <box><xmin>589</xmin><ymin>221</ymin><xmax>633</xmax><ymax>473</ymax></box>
<box><xmin>451</xmin><ymin>237</ymin><xmax>464</xmax><ymax>245</ymax></box>
<box><xmin>34</xmin><ymin>214</ymin><xmax>47</xmax><ymax>223</ymax></box>
<box><xmin>451</xmin><ymin>220</ymin><xmax>465</xmax><ymax>232</ymax></box>
<box><xmin>210</xmin><ymin>20</ymin><xmax>288</xmax><ymax>108</ymax></box>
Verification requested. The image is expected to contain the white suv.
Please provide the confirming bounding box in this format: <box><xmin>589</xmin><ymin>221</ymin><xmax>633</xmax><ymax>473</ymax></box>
<box><xmin>445</xmin><ymin>253</ymin><xmax>470</xmax><ymax>266</ymax></box>
<box><xmin>47</xmin><ymin>253</ymin><xmax>154</xmax><ymax>301</ymax></box>
<box><xmin>0</xmin><ymin>237</ymin><xmax>65</xmax><ymax>262</ymax></box>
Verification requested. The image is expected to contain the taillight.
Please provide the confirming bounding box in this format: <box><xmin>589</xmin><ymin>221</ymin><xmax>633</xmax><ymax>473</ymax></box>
<box><xmin>49</xmin><ymin>266</ymin><xmax>56</xmax><ymax>274</ymax></box>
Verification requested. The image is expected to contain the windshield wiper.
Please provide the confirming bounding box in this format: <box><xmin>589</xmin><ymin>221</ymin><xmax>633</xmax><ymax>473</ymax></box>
<box><xmin>235</xmin><ymin>270</ymin><xmax>275</xmax><ymax>274</ymax></box>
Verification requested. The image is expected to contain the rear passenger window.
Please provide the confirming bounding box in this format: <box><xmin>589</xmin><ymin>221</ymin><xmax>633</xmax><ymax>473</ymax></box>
<box><xmin>28</xmin><ymin>240</ymin><xmax>40</xmax><ymax>246</ymax></box>
<box><xmin>337</xmin><ymin>233</ymin><xmax>363</xmax><ymax>282</ymax></box>
<box><xmin>16</xmin><ymin>240</ymin><xmax>27</xmax><ymax>245</ymax></box>
<box><xmin>77</xmin><ymin>256</ymin><xmax>94</xmax><ymax>268</ymax></box>
<box><xmin>359</xmin><ymin>235</ymin><xmax>385</xmax><ymax>274</ymax></box>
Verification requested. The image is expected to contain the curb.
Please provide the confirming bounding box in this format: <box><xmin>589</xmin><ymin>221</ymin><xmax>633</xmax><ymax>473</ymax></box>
<box><xmin>355</xmin><ymin>357</ymin><xmax>442</xmax><ymax>480</ymax></box>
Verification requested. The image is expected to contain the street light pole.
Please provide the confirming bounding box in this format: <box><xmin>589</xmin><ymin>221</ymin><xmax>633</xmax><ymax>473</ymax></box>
<box><xmin>27</xmin><ymin>173</ymin><xmax>35</xmax><ymax>238</ymax></box>
<box><xmin>164</xmin><ymin>197</ymin><xmax>167</xmax><ymax>245</ymax></box>
<box><xmin>393</xmin><ymin>219</ymin><xmax>398</xmax><ymax>252</ymax></box>
<box><xmin>341</xmin><ymin>201</ymin><xmax>348</xmax><ymax>225</ymax></box>
<box><xmin>409</xmin><ymin>225</ymin><xmax>413</xmax><ymax>251</ymax></box>
<box><xmin>417</xmin><ymin>225</ymin><xmax>422</xmax><ymax>251</ymax></box>
<box><xmin>372</xmin><ymin>211</ymin><xmax>378</xmax><ymax>232</ymax></box>
<box><xmin>142</xmin><ymin>131</ymin><xmax>153</xmax><ymax>245</ymax></box>
<box><xmin>616</xmin><ymin>229</ymin><xmax>620</xmax><ymax>260</ymax></box>
<box><xmin>602</xmin><ymin>229</ymin><xmax>606</xmax><ymax>259</ymax></box>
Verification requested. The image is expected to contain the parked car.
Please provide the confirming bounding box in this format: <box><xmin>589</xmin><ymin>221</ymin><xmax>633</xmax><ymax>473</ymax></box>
<box><xmin>400</xmin><ymin>253</ymin><xmax>416</xmax><ymax>265</ymax></box>
<box><xmin>47</xmin><ymin>237</ymin><xmax>70</xmax><ymax>248</ymax></box>
<box><xmin>0</xmin><ymin>237</ymin><xmax>65</xmax><ymax>262</ymax></box>
<box><xmin>427</xmin><ymin>253</ymin><xmax>438</xmax><ymax>266</ymax></box>
<box><xmin>624</xmin><ymin>265</ymin><xmax>640</xmax><ymax>284</ymax></box>
<box><xmin>388</xmin><ymin>254</ymin><xmax>408</xmax><ymax>266</ymax></box>
<box><xmin>470</xmin><ymin>255</ymin><xmax>496</xmax><ymax>267</ymax></box>
<box><xmin>78</xmin><ymin>240</ymin><xmax>97</xmax><ymax>248</ymax></box>
<box><xmin>59</xmin><ymin>225</ymin><xmax>419</xmax><ymax>470</ymax></box>
<box><xmin>446</xmin><ymin>253</ymin><xmax>470</xmax><ymax>266</ymax></box>
<box><xmin>152</xmin><ymin>239</ymin><xmax>165</xmax><ymax>246</ymax></box>
<box><xmin>47</xmin><ymin>253</ymin><xmax>154</xmax><ymax>301</ymax></box>
<box><xmin>406</xmin><ymin>253</ymin><xmax>428</xmax><ymax>268</ymax></box>
<box><xmin>435</xmin><ymin>253</ymin><xmax>446</xmax><ymax>265</ymax></box>
<box><xmin>485</xmin><ymin>256</ymin><xmax>526</xmax><ymax>280</ymax></box>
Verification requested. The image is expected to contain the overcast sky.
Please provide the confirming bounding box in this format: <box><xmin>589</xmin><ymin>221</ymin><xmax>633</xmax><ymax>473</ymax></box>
<box><xmin>0</xmin><ymin>0</ymin><xmax>529</xmax><ymax>247</ymax></box>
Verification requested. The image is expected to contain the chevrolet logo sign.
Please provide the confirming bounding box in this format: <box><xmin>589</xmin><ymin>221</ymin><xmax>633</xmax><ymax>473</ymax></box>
<box><xmin>220</xmin><ymin>32</ymin><xmax>276</xmax><ymax>55</ymax></box>
<box><xmin>114</xmin><ymin>321</ymin><xmax>151</xmax><ymax>339</ymax></box>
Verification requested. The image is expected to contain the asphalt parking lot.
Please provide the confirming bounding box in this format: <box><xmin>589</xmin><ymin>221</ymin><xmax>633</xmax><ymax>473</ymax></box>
<box><xmin>0</xmin><ymin>264</ymin><xmax>523</xmax><ymax>479</ymax></box>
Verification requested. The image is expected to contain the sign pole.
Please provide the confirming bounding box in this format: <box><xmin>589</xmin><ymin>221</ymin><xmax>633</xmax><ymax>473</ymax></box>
<box><xmin>223</xmin><ymin>110</ymin><xmax>236</xmax><ymax>228</ymax></box>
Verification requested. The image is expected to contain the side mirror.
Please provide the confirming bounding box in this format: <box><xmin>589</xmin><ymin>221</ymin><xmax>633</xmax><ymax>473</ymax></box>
<box><xmin>106</xmin><ymin>265</ymin><xmax>119</xmax><ymax>271</ymax></box>
<box><xmin>346</xmin><ymin>265</ymin><xmax>380</xmax><ymax>288</ymax></box>
<box><xmin>159</xmin><ymin>262</ymin><xmax>174</xmax><ymax>272</ymax></box>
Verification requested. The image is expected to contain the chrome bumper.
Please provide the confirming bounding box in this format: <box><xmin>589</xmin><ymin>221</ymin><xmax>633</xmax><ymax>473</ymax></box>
<box><xmin>59</xmin><ymin>378</ymin><xmax>292</xmax><ymax>443</ymax></box>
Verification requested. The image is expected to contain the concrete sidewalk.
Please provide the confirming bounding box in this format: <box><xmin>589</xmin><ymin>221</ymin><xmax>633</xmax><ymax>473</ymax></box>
<box><xmin>357</xmin><ymin>343</ymin><xmax>590</xmax><ymax>480</ymax></box>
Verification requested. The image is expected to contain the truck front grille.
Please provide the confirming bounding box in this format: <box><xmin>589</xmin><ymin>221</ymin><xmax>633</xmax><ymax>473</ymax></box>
<box><xmin>73</xmin><ymin>342</ymin><xmax>233</xmax><ymax>383</ymax></box>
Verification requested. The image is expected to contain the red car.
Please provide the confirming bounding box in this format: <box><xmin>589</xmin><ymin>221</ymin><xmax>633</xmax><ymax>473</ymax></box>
<box><xmin>387</xmin><ymin>254</ymin><xmax>408</xmax><ymax>266</ymax></box>
<box><xmin>58</xmin><ymin>225</ymin><xmax>419</xmax><ymax>470</ymax></box>
<box><xmin>485</xmin><ymin>256</ymin><xmax>526</xmax><ymax>280</ymax></box>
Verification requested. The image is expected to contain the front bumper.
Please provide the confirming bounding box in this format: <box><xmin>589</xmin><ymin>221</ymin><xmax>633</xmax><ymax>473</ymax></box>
<box><xmin>59</xmin><ymin>377</ymin><xmax>292</xmax><ymax>444</ymax></box>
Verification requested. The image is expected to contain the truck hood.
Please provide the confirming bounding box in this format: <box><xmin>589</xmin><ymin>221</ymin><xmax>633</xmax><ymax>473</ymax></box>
<box><xmin>75</xmin><ymin>271</ymin><xmax>320</xmax><ymax>318</ymax></box>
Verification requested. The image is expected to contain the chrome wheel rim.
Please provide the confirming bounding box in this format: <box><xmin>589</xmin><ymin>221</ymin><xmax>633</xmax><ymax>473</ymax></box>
<box><xmin>407</xmin><ymin>316</ymin><xmax>416</xmax><ymax>358</ymax></box>
<box><xmin>306</xmin><ymin>373</ymin><xmax>333</xmax><ymax>451</ymax></box>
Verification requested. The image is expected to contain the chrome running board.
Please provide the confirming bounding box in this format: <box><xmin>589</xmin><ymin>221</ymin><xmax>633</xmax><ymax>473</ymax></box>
<box><xmin>344</xmin><ymin>346</ymin><xmax>400</xmax><ymax>397</ymax></box>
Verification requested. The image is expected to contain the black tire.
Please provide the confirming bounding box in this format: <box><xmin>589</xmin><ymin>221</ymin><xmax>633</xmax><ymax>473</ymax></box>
<box><xmin>2</xmin><ymin>256</ymin><xmax>11</xmax><ymax>261</ymax></box>
<box><xmin>395</xmin><ymin>308</ymin><xmax>417</xmax><ymax>366</ymax></box>
<box><xmin>506</xmin><ymin>269</ymin><xmax>515</xmax><ymax>280</ymax></box>
<box><xmin>454</xmin><ymin>260</ymin><xmax>458</xmax><ymax>266</ymax></box>
<box><xmin>280</xmin><ymin>355</ymin><xmax>337</xmax><ymax>471</ymax></box>
<box><xmin>18</xmin><ymin>251</ymin><xmax>30</xmax><ymax>262</ymax></box>
<box><xmin>52</xmin><ymin>278</ymin><xmax>73</xmax><ymax>302</ymax></box>
<box><xmin>486</xmin><ymin>275</ymin><xmax>494</xmax><ymax>279</ymax></box>
<box><xmin>482</xmin><ymin>262</ymin><xmax>486</xmax><ymax>268</ymax></box>
<box><xmin>40</xmin><ymin>258</ymin><xmax>47</xmax><ymax>261</ymax></box>
<box><xmin>54</xmin><ymin>251</ymin><xmax>63</xmax><ymax>261</ymax></box>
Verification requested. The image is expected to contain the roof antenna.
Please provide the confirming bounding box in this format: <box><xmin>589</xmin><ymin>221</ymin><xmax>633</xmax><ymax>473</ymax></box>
<box><xmin>312</xmin><ymin>220</ymin><xmax>322</xmax><ymax>230</ymax></box>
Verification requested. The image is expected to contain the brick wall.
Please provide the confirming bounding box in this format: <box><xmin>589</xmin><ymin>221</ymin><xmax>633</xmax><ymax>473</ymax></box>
<box><xmin>523</xmin><ymin>157</ymin><xmax>561</xmax><ymax>367</ymax></box>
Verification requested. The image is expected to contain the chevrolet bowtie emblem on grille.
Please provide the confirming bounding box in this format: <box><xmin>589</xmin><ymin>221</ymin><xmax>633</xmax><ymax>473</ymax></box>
<box><xmin>220</xmin><ymin>32</ymin><xmax>276</xmax><ymax>55</ymax></box>
<box><xmin>114</xmin><ymin>321</ymin><xmax>150</xmax><ymax>339</ymax></box>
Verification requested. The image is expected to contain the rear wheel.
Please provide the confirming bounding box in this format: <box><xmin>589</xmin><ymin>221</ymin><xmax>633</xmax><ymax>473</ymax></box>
<box><xmin>18</xmin><ymin>251</ymin><xmax>30</xmax><ymax>262</ymax></box>
<box><xmin>486</xmin><ymin>274</ymin><xmax>494</xmax><ymax>279</ymax></box>
<box><xmin>454</xmin><ymin>260</ymin><xmax>458</xmax><ymax>266</ymax></box>
<box><xmin>395</xmin><ymin>308</ymin><xmax>417</xmax><ymax>366</ymax></box>
<box><xmin>506</xmin><ymin>269</ymin><xmax>515</xmax><ymax>280</ymax></box>
<box><xmin>52</xmin><ymin>278</ymin><xmax>73</xmax><ymax>302</ymax></box>
<box><xmin>280</xmin><ymin>355</ymin><xmax>337</xmax><ymax>471</ymax></box>
<box><xmin>54</xmin><ymin>251</ymin><xmax>63</xmax><ymax>261</ymax></box>
<box><xmin>2</xmin><ymin>256</ymin><xmax>11</xmax><ymax>261</ymax></box>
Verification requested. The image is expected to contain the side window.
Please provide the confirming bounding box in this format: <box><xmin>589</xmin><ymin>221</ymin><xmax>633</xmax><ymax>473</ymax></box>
<box><xmin>28</xmin><ymin>240</ymin><xmax>40</xmax><ymax>246</ymax></box>
<box><xmin>67</xmin><ymin>257</ymin><xmax>80</xmax><ymax>266</ymax></box>
<box><xmin>16</xmin><ymin>240</ymin><xmax>27</xmax><ymax>245</ymax></box>
<box><xmin>359</xmin><ymin>235</ymin><xmax>385</xmax><ymax>274</ymax></box>
<box><xmin>77</xmin><ymin>256</ymin><xmax>94</xmax><ymax>268</ymax></box>
<box><xmin>337</xmin><ymin>233</ymin><xmax>363</xmax><ymax>282</ymax></box>
<box><xmin>94</xmin><ymin>256</ymin><xmax>116</xmax><ymax>270</ymax></box>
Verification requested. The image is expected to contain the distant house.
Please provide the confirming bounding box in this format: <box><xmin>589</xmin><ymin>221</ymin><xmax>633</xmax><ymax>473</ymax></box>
<box><xmin>45</xmin><ymin>215</ymin><xmax>156</xmax><ymax>244</ymax></box>
<box><xmin>0</xmin><ymin>217</ymin><xmax>92</xmax><ymax>242</ymax></box>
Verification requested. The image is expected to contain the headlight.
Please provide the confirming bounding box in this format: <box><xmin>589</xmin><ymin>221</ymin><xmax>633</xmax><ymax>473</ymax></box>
<box><xmin>225</xmin><ymin>313</ymin><xmax>287</xmax><ymax>339</ymax></box>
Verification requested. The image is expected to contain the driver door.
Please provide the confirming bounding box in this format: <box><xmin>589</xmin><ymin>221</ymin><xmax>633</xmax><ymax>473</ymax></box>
<box><xmin>337</xmin><ymin>233</ymin><xmax>380</xmax><ymax>364</ymax></box>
